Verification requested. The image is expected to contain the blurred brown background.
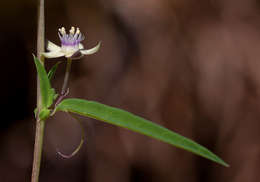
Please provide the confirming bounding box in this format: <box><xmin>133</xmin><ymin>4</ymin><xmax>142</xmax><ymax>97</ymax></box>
<box><xmin>1</xmin><ymin>0</ymin><xmax>260</xmax><ymax>181</ymax></box>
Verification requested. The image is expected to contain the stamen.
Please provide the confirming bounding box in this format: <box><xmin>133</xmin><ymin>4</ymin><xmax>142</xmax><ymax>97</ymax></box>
<box><xmin>70</xmin><ymin>27</ymin><xmax>75</xmax><ymax>35</ymax></box>
<box><xmin>76</xmin><ymin>28</ymin><xmax>80</xmax><ymax>35</ymax></box>
<box><xmin>62</xmin><ymin>27</ymin><xmax>66</xmax><ymax>34</ymax></box>
<box><xmin>59</xmin><ymin>27</ymin><xmax>66</xmax><ymax>35</ymax></box>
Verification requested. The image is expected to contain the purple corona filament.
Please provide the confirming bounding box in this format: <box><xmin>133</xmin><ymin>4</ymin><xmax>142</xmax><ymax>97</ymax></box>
<box><xmin>58</xmin><ymin>27</ymin><xmax>84</xmax><ymax>47</ymax></box>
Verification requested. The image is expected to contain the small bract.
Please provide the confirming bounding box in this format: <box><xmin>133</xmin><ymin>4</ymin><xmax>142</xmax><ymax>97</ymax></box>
<box><xmin>42</xmin><ymin>27</ymin><xmax>100</xmax><ymax>59</ymax></box>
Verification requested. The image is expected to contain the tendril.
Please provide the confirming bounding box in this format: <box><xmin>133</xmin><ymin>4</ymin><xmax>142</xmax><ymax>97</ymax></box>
<box><xmin>56</xmin><ymin>113</ymin><xmax>85</xmax><ymax>159</ymax></box>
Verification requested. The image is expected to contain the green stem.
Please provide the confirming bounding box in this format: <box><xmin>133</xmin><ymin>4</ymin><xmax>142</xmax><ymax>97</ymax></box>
<box><xmin>31</xmin><ymin>0</ymin><xmax>45</xmax><ymax>181</ymax></box>
<box><xmin>61</xmin><ymin>58</ymin><xmax>72</xmax><ymax>95</ymax></box>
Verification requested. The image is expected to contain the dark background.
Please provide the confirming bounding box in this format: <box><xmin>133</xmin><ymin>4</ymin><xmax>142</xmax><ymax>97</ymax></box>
<box><xmin>1</xmin><ymin>0</ymin><xmax>260</xmax><ymax>181</ymax></box>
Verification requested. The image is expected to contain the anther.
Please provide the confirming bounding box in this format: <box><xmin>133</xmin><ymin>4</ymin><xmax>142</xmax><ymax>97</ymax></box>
<box><xmin>70</xmin><ymin>27</ymin><xmax>75</xmax><ymax>35</ymax></box>
<box><xmin>76</xmin><ymin>28</ymin><xmax>80</xmax><ymax>35</ymax></box>
<box><xmin>59</xmin><ymin>27</ymin><xmax>66</xmax><ymax>35</ymax></box>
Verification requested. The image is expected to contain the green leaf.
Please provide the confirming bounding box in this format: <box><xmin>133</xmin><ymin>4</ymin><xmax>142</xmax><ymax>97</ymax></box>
<box><xmin>33</xmin><ymin>55</ymin><xmax>55</xmax><ymax>108</ymax></box>
<box><xmin>48</xmin><ymin>61</ymin><xmax>61</xmax><ymax>81</ymax></box>
<box><xmin>56</xmin><ymin>98</ymin><xmax>229</xmax><ymax>167</ymax></box>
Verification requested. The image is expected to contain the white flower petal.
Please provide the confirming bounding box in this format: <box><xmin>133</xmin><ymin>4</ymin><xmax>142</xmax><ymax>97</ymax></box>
<box><xmin>80</xmin><ymin>42</ymin><xmax>101</xmax><ymax>55</ymax></box>
<box><xmin>42</xmin><ymin>51</ymin><xmax>65</xmax><ymax>58</ymax></box>
<box><xmin>47</xmin><ymin>41</ymin><xmax>61</xmax><ymax>52</ymax></box>
<box><xmin>79</xmin><ymin>43</ymin><xmax>84</xmax><ymax>49</ymax></box>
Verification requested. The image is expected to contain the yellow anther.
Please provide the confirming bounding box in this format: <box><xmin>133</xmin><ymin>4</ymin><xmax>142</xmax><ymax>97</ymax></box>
<box><xmin>58</xmin><ymin>27</ymin><xmax>66</xmax><ymax>35</ymax></box>
<box><xmin>70</xmin><ymin>26</ymin><xmax>75</xmax><ymax>34</ymax></box>
<box><xmin>76</xmin><ymin>28</ymin><xmax>80</xmax><ymax>34</ymax></box>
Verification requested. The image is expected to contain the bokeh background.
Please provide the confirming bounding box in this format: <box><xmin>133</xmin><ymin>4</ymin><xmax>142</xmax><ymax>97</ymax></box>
<box><xmin>1</xmin><ymin>0</ymin><xmax>260</xmax><ymax>181</ymax></box>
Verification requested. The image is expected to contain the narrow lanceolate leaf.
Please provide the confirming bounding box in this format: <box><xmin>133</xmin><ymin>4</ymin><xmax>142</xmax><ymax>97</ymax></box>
<box><xmin>48</xmin><ymin>61</ymin><xmax>61</xmax><ymax>81</ymax></box>
<box><xmin>33</xmin><ymin>55</ymin><xmax>55</xmax><ymax>108</ymax></box>
<box><xmin>56</xmin><ymin>98</ymin><xmax>229</xmax><ymax>167</ymax></box>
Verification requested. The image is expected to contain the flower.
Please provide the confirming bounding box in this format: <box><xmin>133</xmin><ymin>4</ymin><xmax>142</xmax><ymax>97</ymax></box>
<box><xmin>42</xmin><ymin>27</ymin><xmax>101</xmax><ymax>59</ymax></box>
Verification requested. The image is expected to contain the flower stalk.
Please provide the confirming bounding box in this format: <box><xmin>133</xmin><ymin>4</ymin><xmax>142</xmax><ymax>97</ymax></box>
<box><xmin>54</xmin><ymin>58</ymin><xmax>72</xmax><ymax>107</ymax></box>
<box><xmin>61</xmin><ymin>58</ymin><xmax>72</xmax><ymax>95</ymax></box>
<box><xmin>31</xmin><ymin>0</ymin><xmax>45</xmax><ymax>181</ymax></box>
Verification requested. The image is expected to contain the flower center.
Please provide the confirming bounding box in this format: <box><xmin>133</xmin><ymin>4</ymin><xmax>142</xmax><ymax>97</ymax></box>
<box><xmin>58</xmin><ymin>27</ymin><xmax>84</xmax><ymax>50</ymax></box>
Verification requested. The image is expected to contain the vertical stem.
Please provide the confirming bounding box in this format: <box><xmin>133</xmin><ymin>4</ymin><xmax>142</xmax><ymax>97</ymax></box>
<box><xmin>37</xmin><ymin>0</ymin><xmax>45</xmax><ymax>61</ymax></box>
<box><xmin>32</xmin><ymin>0</ymin><xmax>45</xmax><ymax>182</ymax></box>
<box><xmin>36</xmin><ymin>0</ymin><xmax>45</xmax><ymax>109</ymax></box>
<box><xmin>61</xmin><ymin>58</ymin><xmax>72</xmax><ymax>95</ymax></box>
<box><xmin>31</xmin><ymin>120</ymin><xmax>45</xmax><ymax>182</ymax></box>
